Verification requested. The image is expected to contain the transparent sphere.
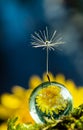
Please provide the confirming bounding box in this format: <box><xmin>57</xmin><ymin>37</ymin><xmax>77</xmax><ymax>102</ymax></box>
<box><xmin>29</xmin><ymin>82</ymin><xmax>73</xmax><ymax>123</ymax></box>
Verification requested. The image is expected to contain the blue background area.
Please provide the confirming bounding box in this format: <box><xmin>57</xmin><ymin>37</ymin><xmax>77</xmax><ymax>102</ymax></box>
<box><xmin>0</xmin><ymin>0</ymin><xmax>83</xmax><ymax>93</ymax></box>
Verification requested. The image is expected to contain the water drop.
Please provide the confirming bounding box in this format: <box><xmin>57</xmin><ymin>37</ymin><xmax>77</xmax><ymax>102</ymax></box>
<box><xmin>29</xmin><ymin>82</ymin><xmax>73</xmax><ymax>123</ymax></box>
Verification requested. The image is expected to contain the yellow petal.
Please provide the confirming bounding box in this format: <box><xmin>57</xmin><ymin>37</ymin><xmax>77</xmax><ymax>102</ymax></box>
<box><xmin>0</xmin><ymin>122</ymin><xmax>7</xmax><ymax>130</ymax></box>
<box><xmin>29</xmin><ymin>75</ymin><xmax>42</xmax><ymax>89</ymax></box>
<box><xmin>55</xmin><ymin>74</ymin><xmax>65</xmax><ymax>85</ymax></box>
<box><xmin>75</xmin><ymin>87</ymin><xmax>83</xmax><ymax>107</ymax></box>
<box><xmin>1</xmin><ymin>93</ymin><xmax>21</xmax><ymax>109</ymax></box>
<box><xmin>0</xmin><ymin>105</ymin><xmax>12</xmax><ymax>119</ymax></box>
<box><xmin>11</xmin><ymin>85</ymin><xmax>26</xmax><ymax>98</ymax></box>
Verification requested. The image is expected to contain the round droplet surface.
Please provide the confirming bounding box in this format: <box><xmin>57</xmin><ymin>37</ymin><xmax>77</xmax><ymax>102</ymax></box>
<box><xmin>29</xmin><ymin>82</ymin><xmax>73</xmax><ymax>123</ymax></box>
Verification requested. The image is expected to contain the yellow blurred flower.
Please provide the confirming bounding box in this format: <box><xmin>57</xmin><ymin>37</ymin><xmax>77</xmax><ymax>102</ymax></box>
<box><xmin>0</xmin><ymin>86</ymin><xmax>34</xmax><ymax>130</ymax></box>
<box><xmin>0</xmin><ymin>73</ymin><xmax>83</xmax><ymax>130</ymax></box>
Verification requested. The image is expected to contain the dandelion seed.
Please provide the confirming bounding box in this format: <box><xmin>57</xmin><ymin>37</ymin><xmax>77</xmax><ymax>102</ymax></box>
<box><xmin>31</xmin><ymin>27</ymin><xmax>64</xmax><ymax>81</ymax></box>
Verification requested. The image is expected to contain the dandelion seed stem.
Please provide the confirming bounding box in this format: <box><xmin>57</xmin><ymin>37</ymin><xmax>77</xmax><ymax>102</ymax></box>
<box><xmin>46</xmin><ymin>42</ymin><xmax>50</xmax><ymax>82</ymax></box>
<box><xmin>46</xmin><ymin>42</ymin><xmax>48</xmax><ymax>75</ymax></box>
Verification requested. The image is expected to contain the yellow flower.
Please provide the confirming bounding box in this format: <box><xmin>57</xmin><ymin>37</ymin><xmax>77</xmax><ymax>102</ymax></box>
<box><xmin>0</xmin><ymin>86</ymin><xmax>34</xmax><ymax>130</ymax></box>
<box><xmin>0</xmin><ymin>73</ymin><xmax>83</xmax><ymax>130</ymax></box>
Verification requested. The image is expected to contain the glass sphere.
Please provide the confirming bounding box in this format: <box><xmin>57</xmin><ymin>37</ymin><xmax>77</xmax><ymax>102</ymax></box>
<box><xmin>29</xmin><ymin>82</ymin><xmax>73</xmax><ymax>123</ymax></box>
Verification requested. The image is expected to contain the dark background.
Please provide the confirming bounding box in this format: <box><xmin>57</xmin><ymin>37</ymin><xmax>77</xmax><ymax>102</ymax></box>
<box><xmin>0</xmin><ymin>0</ymin><xmax>83</xmax><ymax>93</ymax></box>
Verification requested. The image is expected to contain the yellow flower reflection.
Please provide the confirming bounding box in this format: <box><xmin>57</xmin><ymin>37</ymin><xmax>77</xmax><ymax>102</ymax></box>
<box><xmin>0</xmin><ymin>73</ymin><xmax>83</xmax><ymax>130</ymax></box>
<box><xmin>36</xmin><ymin>86</ymin><xmax>67</xmax><ymax>115</ymax></box>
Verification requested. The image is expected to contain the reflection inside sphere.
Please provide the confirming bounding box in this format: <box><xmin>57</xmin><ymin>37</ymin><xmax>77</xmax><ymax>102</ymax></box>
<box><xmin>29</xmin><ymin>81</ymin><xmax>73</xmax><ymax>123</ymax></box>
